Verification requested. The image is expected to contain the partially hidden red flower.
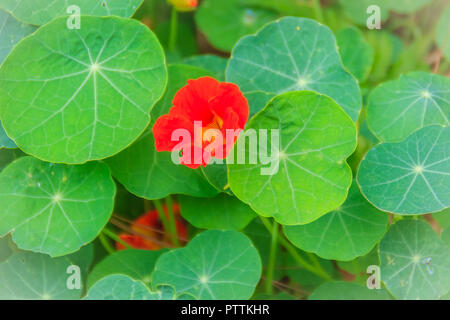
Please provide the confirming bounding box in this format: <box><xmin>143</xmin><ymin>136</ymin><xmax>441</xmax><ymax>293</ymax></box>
<box><xmin>167</xmin><ymin>0</ymin><xmax>198</xmax><ymax>11</ymax></box>
<box><xmin>152</xmin><ymin>77</ymin><xmax>249</xmax><ymax>169</ymax></box>
<box><xmin>116</xmin><ymin>204</ymin><xmax>187</xmax><ymax>251</ymax></box>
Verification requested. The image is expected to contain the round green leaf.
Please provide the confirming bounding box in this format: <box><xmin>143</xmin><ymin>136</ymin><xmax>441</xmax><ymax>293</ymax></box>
<box><xmin>87</xmin><ymin>248</ymin><xmax>167</xmax><ymax>288</ymax></box>
<box><xmin>336</xmin><ymin>26</ymin><xmax>374</xmax><ymax>83</ymax></box>
<box><xmin>0</xmin><ymin>9</ymin><xmax>35</xmax><ymax>63</ymax></box>
<box><xmin>226</xmin><ymin>17</ymin><xmax>362</xmax><ymax>120</ymax></box>
<box><xmin>436</xmin><ymin>5</ymin><xmax>450</xmax><ymax>60</ymax></box>
<box><xmin>152</xmin><ymin>230</ymin><xmax>262</xmax><ymax>300</ymax></box>
<box><xmin>0</xmin><ymin>245</ymin><xmax>93</xmax><ymax>299</ymax></box>
<box><xmin>105</xmin><ymin>64</ymin><xmax>218</xmax><ymax>199</ymax></box>
<box><xmin>179</xmin><ymin>193</ymin><xmax>256</xmax><ymax>230</ymax></box>
<box><xmin>367</xmin><ymin>72</ymin><xmax>449</xmax><ymax>142</ymax></box>
<box><xmin>388</xmin><ymin>0</ymin><xmax>431</xmax><ymax>13</ymax></box>
<box><xmin>85</xmin><ymin>274</ymin><xmax>155</xmax><ymax>300</ymax></box>
<box><xmin>183</xmin><ymin>55</ymin><xmax>227</xmax><ymax>81</ymax></box>
<box><xmin>380</xmin><ymin>220</ymin><xmax>450</xmax><ymax>300</ymax></box>
<box><xmin>0</xmin><ymin>16</ymin><xmax>167</xmax><ymax>163</ymax></box>
<box><xmin>357</xmin><ymin>125</ymin><xmax>449</xmax><ymax>215</ymax></box>
<box><xmin>228</xmin><ymin>91</ymin><xmax>357</xmax><ymax>225</ymax></box>
<box><xmin>309</xmin><ymin>281</ymin><xmax>392</xmax><ymax>300</ymax></box>
<box><xmin>0</xmin><ymin>0</ymin><xmax>143</xmax><ymax>26</ymax></box>
<box><xmin>284</xmin><ymin>181</ymin><xmax>388</xmax><ymax>261</ymax></box>
<box><xmin>195</xmin><ymin>0</ymin><xmax>278</xmax><ymax>52</ymax></box>
<box><xmin>339</xmin><ymin>0</ymin><xmax>390</xmax><ymax>26</ymax></box>
<box><xmin>0</xmin><ymin>156</ymin><xmax>116</xmax><ymax>257</ymax></box>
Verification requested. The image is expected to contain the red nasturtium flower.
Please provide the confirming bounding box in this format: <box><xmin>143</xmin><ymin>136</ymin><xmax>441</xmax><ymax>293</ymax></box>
<box><xmin>152</xmin><ymin>77</ymin><xmax>249</xmax><ymax>169</ymax></box>
<box><xmin>167</xmin><ymin>0</ymin><xmax>198</xmax><ymax>11</ymax></box>
<box><xmin>116</xmin><ymin>204</ymin><xmax>187</xmax><ymax>250</ymax></box>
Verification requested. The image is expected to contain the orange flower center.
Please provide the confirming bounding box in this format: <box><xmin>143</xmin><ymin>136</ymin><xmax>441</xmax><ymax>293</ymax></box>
<box><xmin>202</xmin><ymin>114</ymin><xmax>224</xmax><ymax>142</ymax></box>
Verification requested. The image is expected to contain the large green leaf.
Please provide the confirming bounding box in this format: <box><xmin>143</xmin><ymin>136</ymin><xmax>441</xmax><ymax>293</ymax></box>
<box><xmin>436</xmin><ymin>5</ymin><xmax>450</xmax><ymax>60</ymax></box>
<box><xmin>179</xmin><ymin>193</ymin><xmax>256</xmax><ymax>230</ymax></box>
<box><xmin>0</xmin><ymin>156</ymin><xmax>115</xmax><ymax>257</ymax></box>
<box><xmin>379</xmin><ymin>220</ymin><xmax>450</xmax><ymax>300</ymax></box>
<box><xmin>0</xmin><ymin>9</ymin><xmax>35</xmax><ymax>63</ymax></box>
<box><xmin>226</xmin><ymin>17</ymin><xmax>362</xmax><ymax>120</ymax></box>
<box><xmin>309</xmin><ymin>281</ymin><xmax>392</xmax><ymax>300</ymax></box>
<box><xmin>357</xmin><ymin>125</ymin><xmax>449</xmax><ymax>215</ymax></box>
<box><xmin>228</xmin><ymin>91</ymin><xmax>356</xmax><ymax>225</ymax></box>
<box><xmin>87</xmin><ymin>248</ymin><xmax>167</xmax><ymax>288</ymax></box>
<box><xmin>336</xmin><ymin>26</ymin><xmax>373</xmax><ymax>83</ymax></box>
<box><xmin>152</xmin><ymin>230</ymin><xmax>262</xmax><ymax>300</ymax></box>
<box><xmin>367</xmin><ymin>72</ymin><xmax>449</xmax><ymax>142</ymax></box>
<box><xmin>195</xmin><ymin>0</ymin><xmax>278</xmax><ymax>52</ymax></box>
<box><xmin>105</xmin><ymin>64</ymin><xmax>218</xmax><ymax>199</ymax></box>
<box><xmin>284</xmin><ymin>182</ymin><xmax>388</xmax><ymax>261</ymax></box>
<box><xmin>0</xmin><ymin>245</ymin><xmax>93</xmax><ymax>299</ymax></box>
<box><xmin>183</xmin><ymin>55</ymin><xmax>228</xmax><ymax>81</ymax></box>
<box><xmin>339</xmin><ymin>0</ymin><xmax>390</xmax><ymax>26</ymax></box>
<box><xmin>0</xmin><ymin>16</ymin><xmax>167</xmax><ymax>163</ymax></box>
<box><xmin>0</xmin><ymin>0</ymin><xmax>143</xmax><ymax>26</ymax></box>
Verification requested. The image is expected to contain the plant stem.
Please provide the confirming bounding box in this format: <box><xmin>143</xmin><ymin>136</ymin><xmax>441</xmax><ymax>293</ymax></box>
<box><xmin>312</xmin><ymin>0</ymin><xmax>324</xmax><ymax>23</ymax></box>
<box><xmin>265</xmin><ymin>221</ymin><xmax>279</xmax><ymax>295</ymax></box>
<box><xmin>168</xmin><ymin>7</ymin><xmax>178</xmax><ymax>52</ymax></box>
<box><xmin>154</xmin><ymin>199</ymin><xmax>178</xmax><ymax>246</ymax></box>
<box><xmin>99</xmin><ymin>232</ymin><xmax>115</xmax><ymax>254</ymax></box>
<box><xmin>165</xmin><ymin>196</ymin><xmax>180</xmax><ymax>247</ymax></box>
<box><xmin>102</xmin><ymin>228</ymin><xmax>132</xmax><ymax>250</ymax></box>
<box><xmin>259</xmin><ymin>217</ymin><xmax>333</xmax><ymax>281</ymax></box>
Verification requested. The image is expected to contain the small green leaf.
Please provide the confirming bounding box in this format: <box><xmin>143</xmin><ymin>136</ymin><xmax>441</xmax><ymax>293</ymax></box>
<box><xmin>380</xmin><ymin>220</ymin><xmax>450</xmax><ymax>300</ymax></box>
<box><xmin>195</xmin><ymin>0</ymin><xmax>278</xmax><ymax>52</ymax></box>
<box><xmin>284</xmin><ymin>182</ymin><xmax>388</xmax><ymax>261</ymax></box>
<box><xmin>179</xmin><ymin>193</ymin><xmax>256</xmax><ymax>230</ymax></box>
<box><xmin>183</xmin><ymin>55</ymin><xmax>228</xmax><ymax>81</ymax></box>
<box><xmin>336</xmin><ymin>26</ymin><xmax>374</xmax><ymax>83</ymax></box>
<box><xmin>0</xmin><ymin>156</ymin><xmax>116</xmax><ymax>257</ymax></box>
<box><xmin>339</xmin><ymin>0</ymin><xmax>390</xmax><ymax>26</ymax></box>
<box><xmin>367</xmin><ymin>72</ymin><xmax>449</xmax><ymax>142</ymax></box>
<box><xmin>436</xmin><ymin>5</ymin><xmax>450</xmax><ymax>61</ymax></box>
<box><xmin>226</xmin><ymin>17</ymin><xmax>361</xmax><ymax>120</ymax></box>
<box><xmin>0</xmin><ymin>0</ymin><xmax>143</xmax><ymax>25</ymax></box>
<box><xmin>0</xmin><ymin>16</ymin><xmax>167</xmax><ymax>163</ymax></box>
<box><xmin>105</xmin><ymin>64</ymin><xmax>219</xmax><ymax>199</ymax></box>
<box><xmin>0</xmin><ymin>245</ymin><xmax>93</xmax><ymax>299</ymax></box>
<box><xmin>152</xmin><ymin>230</ymin><xmax>262</xmax><ymax>300</ymax></box>
<box><xmin>228</xmin><ymin>91</ymin><xmax>356</xmax><ymax>225</ymax></box>
<box><xmin>309</xmin><ymin>281</ymin><xmax>392</xmax><ymax>300</ymax></box>
<box><xmin>0</xmin><ymin>9</ymin><xmax>36</xmax><ymax>63</ymax></box>
<box><xmin>87</xmin><ymin>249</ymin><xmax>167</xmax><ymax>288</ymax></box>
<box><xmin>357</xmin><ymin>125</ymin><xmax>449</xmax><ymax>215</ymax></box>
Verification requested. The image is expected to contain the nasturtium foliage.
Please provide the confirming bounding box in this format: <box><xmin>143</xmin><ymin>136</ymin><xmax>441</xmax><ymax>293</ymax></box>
<box><xmin>0</xmin><ymin>0</ymin><xmax>144</xmax><ymax>26</ymax></box>
<box><xmin>226</xmin><ymin>17</ymin><xmax>362</xmax><ymax>120</ymax></box>
<box><xmin>0</xmin><ymin>16</ymin><xmax>167</xmax><ymax>163</ymax></box>
<box><xmin>284</xmin><ymin>182</ymin><xmax>388</xmax><ymax>261</ymax></box>
<box><xmin>195</xmin><ymin>0</ymin><xmax>278</xmax><ymax>52</ymax></box>
<box><xmin>105</xmin><ymin>64</ymin><xmax>218</xmax><ymax>199</ymax></box>
<box><xmin>152</xmin><ymin>230</ymin><xmax>262</xmax><ymax>300</ymax></box>
<box><xmin>179</xmin><ymin>193</ymin><xmax>256</xmax><ymax>230</ymax></box>
<box><xmin>183</xmin><ymin>54</ymin><xmax>228</xmax><ymax>81</ymax></box>
<box><xmin>0</xmin><ymin>123</ymin><xmax>15</xmax><ymax>149</ymax></box>
<box><xmin>0</xmin><ymin>235</ymin><xmax>14</xmax><ymax>263</ymax></box>
<box><xmin>337</xmin><ymin>247</ymin><xmax>380</xmax><ymax>283</ymax></box>
<box><xmin>0</xmin><ymin>9</ymin><xmax>35</xmax><ymax>63</ymax></box>
<box><xmin>358</xmin><ymin>125</ymin><xmax>449</xmax><ymax>215</ymax></box>
<box><xmin>228</xmin><ymin>91</ymin><xmax>356</xmax><ymax>225</ymax></box>
<box><xmin>336</xmin><ymin>26</ymin><xmax>374</xmax><ymax>83</ymax></box>
<box><xmin>436</xmin><ymin>5</ymin><xmax>450</xmax><ymax>60</ymax></box>
<box><xmin>380</xmin><ymin>220</ymin><xmax>450</xmax><ymax>300</ymax></box>
<box><xmin>367</xmin><ymin>72</ymin><xmax>449</xmax><ymax>142</ymax></box>
<box><xmin>0</xmin><ymin>156</ymin><xmax>115</xmax><ymax>257</ymax></box>
<box><xmin>309</xmin><ymin>281</ymin><xmax>392</xmax><ymax>300</ymax></box>
<box><xmin>0</xmin><ymin>245</ymin><xmax>93</xmax><ymax>299</ymax></box>
<box><xmin>434</xmin><ymin>208</ymin><xmax>450</xmax><ymax>228</ymax></box>
<box><xmin>442</xmin><ymin>228</ymin><xmax>450</xmax><ymax>247</ymax></box>
<box><xmin>87</xmin><ymin>249</ymin><xmax>168</xmax><ymax>288</ymax></box>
